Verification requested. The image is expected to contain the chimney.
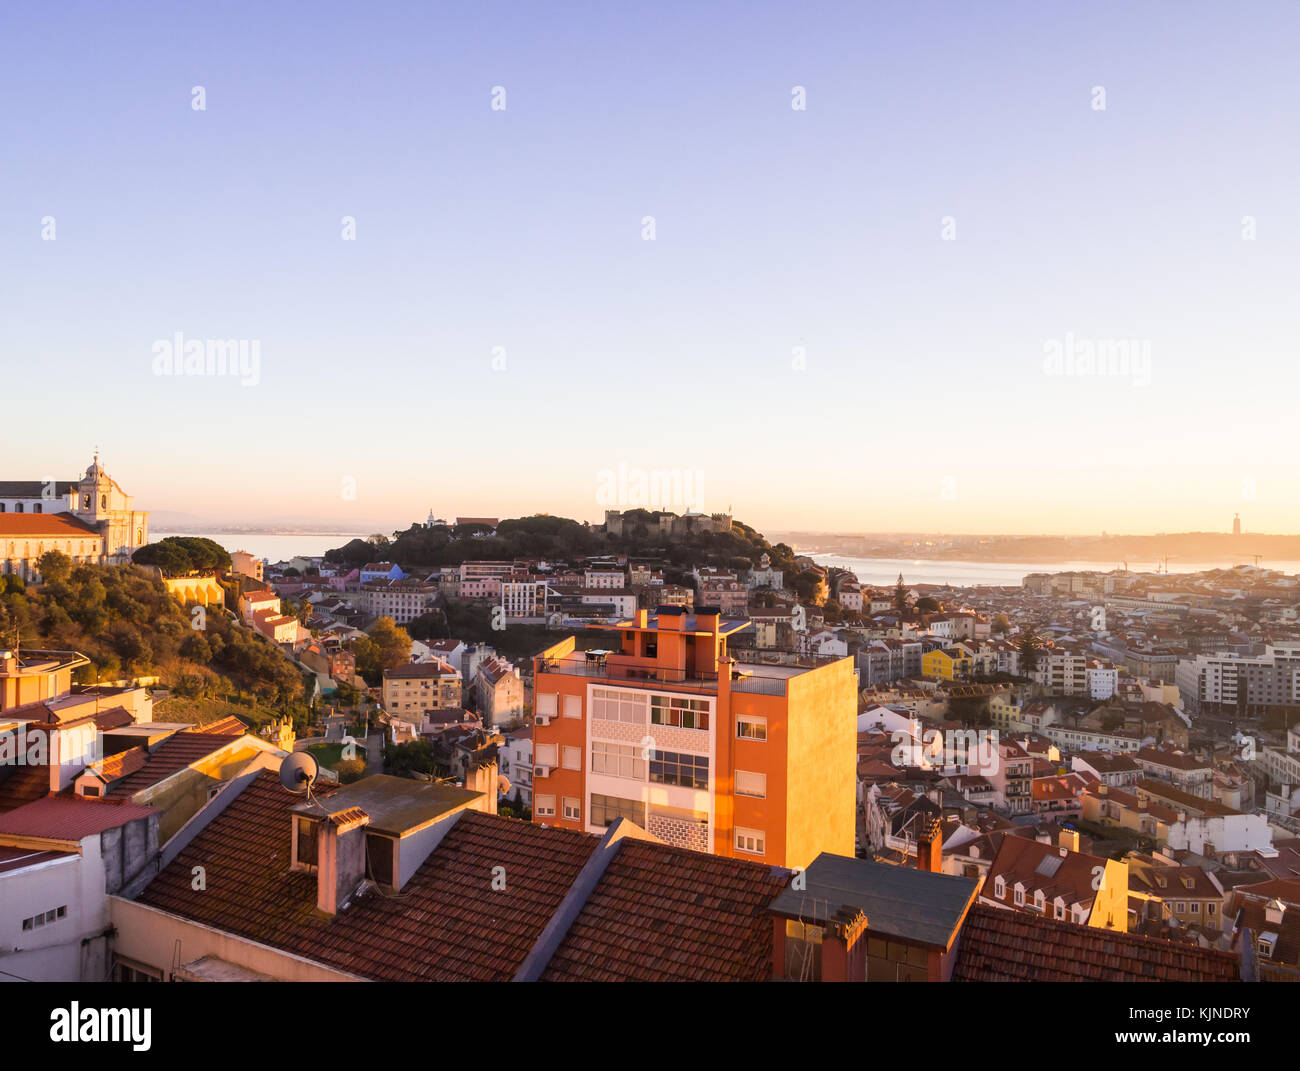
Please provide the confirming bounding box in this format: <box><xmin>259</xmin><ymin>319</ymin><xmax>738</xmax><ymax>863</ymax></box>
<box><xmin>634</xmin><ymin>608</ymin><xmax>648</xmax><ymax>628</ymax></box>
<box><xmin>1058</xmin><ymin>829</ymin><xmax>1080</xmax><ymax>853</ymax></box>
<box><xmin>1098</xmin><ymin>783</ymin><xmax>1108</xmax><ymax>796</ymax></box>
<box><xmin>465</xmin><ymin>755</ymin><xmax>499</xmax><ymax>816</ymax></box>
<box><xmin>316</xmin><ymin>807</ymin><xmax>370</xmax><ymax>915</ymax></box>
<box><xmin>695</xmin><ymin>606</ymin><xmax>721</xmax><ymax>634</ymax></box>
<box><xmin>917</xmin><ymin>817</ymin><xmax>943</xmax><ymax>873</ymax></box>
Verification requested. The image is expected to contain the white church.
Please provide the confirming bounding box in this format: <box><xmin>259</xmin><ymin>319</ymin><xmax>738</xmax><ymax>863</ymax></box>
<box><xmin>0</xmin><ymin>453</ymin><xmax>150</xmax><ymax>580</ymax></box>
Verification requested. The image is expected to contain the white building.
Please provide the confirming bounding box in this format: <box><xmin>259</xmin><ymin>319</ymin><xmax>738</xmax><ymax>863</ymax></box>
<box><xmin>0</xmin><ymin>798</ymin><xmax>159</xmax><ymax>981</ymax></box>
<box><xmin>499</xmin><ymin>731</ymin><xmax>533</xmax><ymax>808</ymax></box>
<box><xmin>1087</xmin><ymin>666</ymin><xmax>1119</xmax><ymax>701</ymax></box>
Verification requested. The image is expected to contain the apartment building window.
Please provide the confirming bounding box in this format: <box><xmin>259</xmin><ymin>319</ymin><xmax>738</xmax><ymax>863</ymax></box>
<box><xmin>649</xmin><ymin>749</ymin><xmax>709</xmax><ymax>790</ymax></box>
<box><xmin>535</xmin><ymin>794</ymin><xmax>556</xmax><ymax>817</ymax></box>
<box><xmin>735</xmin><ymin>827</ymin><xmax>765</xmax><ymax>855</ymax></box>
<box><xmin>21</xmin><ymin>905</ymin><xmax>67</xmax><ymax>931</ymax></box>
<box><xmin>563</xmin><ymin>695</ymin><xmax>581</xmax><ymax>718</ymax></box>
<box><xmin>736</xmin><ymin>715</ymin><xmax>767</xmax><ymax>741</ymax></box>
<box><xmin>591</xmin><ymin>741</ymin><xmax>646</xmax><ymax>780</ymax></box>
<box><xmin>535</xmin><ymin>742</ymin><xmax>557</xmax><ymax>767</ymax></box>
<box><xmin>592</xmin><ymin>687</ymin><xmax>647</xmax><ymax>724</ymax></box>
<box><xmin>1207</xmin><ymin>903</ymin><xmax>1217</xmax><ymax>918</ymax></box>
<box><xmin>735</xmin><ymin>769</ymin><xmax>766</xmax><ymax>798</ymax></box>
<box><xmin>590</xmin><ymin>793</ymin><xmax>645</xmax><ymax>828</ymax></box>
<box><xmin>536</xmin><ymin>693</ymin><xmax>557</xmax><ymax>718</ymax></box>
<box><xmin>650</xmin><ymin>694</ymin><xmax>710</xmax><ymax>730</ymax></box>
<box><xmin>562</xmin><ymin>745</ymin><xmax>581</xmax><ymax>770</ymax></box>
<box><xmin>112</xmin><ymin>959</ymin><xmax>162</xmax><ymax>983</ymax></box>
<box><xmin>563</xmin><ymin>797</ymin><xmax>581</xmax><ymax>822</ymax></box>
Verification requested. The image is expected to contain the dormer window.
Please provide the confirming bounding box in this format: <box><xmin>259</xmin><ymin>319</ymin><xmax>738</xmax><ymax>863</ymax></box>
<box><xmin>1014</xmin><ymin>884</ymin><xmax>1025</xmax><ymax>906</ymax></box>
<box><xmin>292</xmin><ymin>816</ymin><xmax>318</xmax><ymax>870</ymax></box>
<box><xmin>994</xmin><ymin>876</ymin><xmax>1006</xmax><ymax>899</ymax></box>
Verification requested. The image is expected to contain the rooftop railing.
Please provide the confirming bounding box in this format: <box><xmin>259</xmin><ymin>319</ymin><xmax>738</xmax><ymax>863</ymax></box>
<box><xmin>536</xmin><ymin>655</ymin><xmax>792</xmax><ymax>696</ymax></box>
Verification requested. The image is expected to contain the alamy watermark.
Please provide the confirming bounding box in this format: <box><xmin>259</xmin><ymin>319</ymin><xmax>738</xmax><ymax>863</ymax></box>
<box><xmin>151</xmin><ymin>332</ymin><xmax>261</xmax><ymax>386</ymax></box>
<box><xmin>596</xmin><ymin>464</ymin><xmax>705</xmax><ymax>511</ymax></box>
<box><xmin>1042</xmin><ymin>332</ymin><xmax>1150</xmax><ymax>387</ymax></box>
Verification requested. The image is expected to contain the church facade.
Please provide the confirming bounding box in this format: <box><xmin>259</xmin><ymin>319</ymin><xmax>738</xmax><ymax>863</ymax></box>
<box><xmin>0</xmin><ymin>454</ymin><xmax>150</xmax><ymax>581</ymax></box>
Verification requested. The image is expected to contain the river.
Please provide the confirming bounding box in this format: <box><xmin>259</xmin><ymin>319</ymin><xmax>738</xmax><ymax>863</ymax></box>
<box><xmin>154</xmin><ymin>532</ymin><xmax>364</xmax><ymax>562</ymax></box>
<box><xmin>807</xmin><ymin>553</ymin><xmax>1300</xmax><ymax>588</ymax></box>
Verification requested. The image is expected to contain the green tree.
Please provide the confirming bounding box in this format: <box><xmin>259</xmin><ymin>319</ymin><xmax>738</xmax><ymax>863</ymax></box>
<box><xmin>37</xmin><ymin>550</ymin><xmax>72</xmax><ymax>584</ymax></box>
<box><xmin>367</xmin><ymin>617</ymin><xmax>412</xmax><ymax>673</ymax></box>
<box><xmin>383</xmin><ymin>739</ymin><xmax>437</xmax><ymax>777</ymax></box>
<box><xmin>893</xmin><ymin>574</ymin><xmax>909</xmax><ymax>621</ymax></box>
<box><xmin>1017</xmin><ymin>628</ymin><xmax>1044</xmax><ymax>676</ymax></box>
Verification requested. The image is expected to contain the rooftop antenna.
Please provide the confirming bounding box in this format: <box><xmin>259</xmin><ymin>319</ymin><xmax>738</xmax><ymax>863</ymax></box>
<box><xmin>279</xmin><ymin>751</ymin><xmax>319</xmax><ymax>805</ymax></box>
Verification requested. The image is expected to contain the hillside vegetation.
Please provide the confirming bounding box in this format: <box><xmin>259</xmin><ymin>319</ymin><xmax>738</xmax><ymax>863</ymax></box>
<box><xmin>326</xmin><ymin>513</ymin><xmax>802</xmax><ymax>578</ymax></box>
<box><xmin>1</xmin><ymin>552</ymin><xmax>310</xmax><ymax>726</ymax></box>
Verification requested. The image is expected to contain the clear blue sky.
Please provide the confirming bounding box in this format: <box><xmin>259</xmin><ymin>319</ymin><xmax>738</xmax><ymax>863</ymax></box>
<box><xmin>3</xmin><ymin>1</ymin><xmax>1298</xmax><ymax>535</ymax></box>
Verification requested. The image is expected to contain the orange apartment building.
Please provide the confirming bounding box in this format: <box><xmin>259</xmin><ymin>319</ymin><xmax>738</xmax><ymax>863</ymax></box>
<box><xmin>531</xmin><ymin>606</ymin><xmax>856</xmax><ymax>869</ymax></box>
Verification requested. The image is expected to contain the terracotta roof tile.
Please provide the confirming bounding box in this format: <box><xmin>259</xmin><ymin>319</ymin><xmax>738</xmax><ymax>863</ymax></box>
<box><xmin>953</xmin><ymin>904</ymin><xmax>1240</xmax><ymax>982</ymax></box>
<box><xmin>0</xmin><ymin>797</ymin><xmax>158</xmax><ymax>840</ymax></box>
<box><xmin>194</xmin><ymin>716</ymin><xmax>247</xmax><ymax>735</ymax></box>
<box><xmin>107</xmin><ymin>732</ymin><xmax>243</xmax><ymax>797</ymax></box>
<box><xmin>136</xmin><ymin>772</ymin><xmax>599</xmax><ymax>981</ymax></box>
<box><xmin>0</xmin><ymin>763</ymin><xmax>51</xmax><ymax>813</ymax></box>
<box><xmin>541</xmin><ymin>839</ymin><xmax>790</xmax><ymax>982</ymax></box>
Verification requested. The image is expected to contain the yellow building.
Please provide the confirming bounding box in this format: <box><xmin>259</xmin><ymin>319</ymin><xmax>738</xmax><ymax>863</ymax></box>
<box><xmin>922</xmin><ymin>646</ymin><xmax>973</xmax><ymax>681</ymax></box>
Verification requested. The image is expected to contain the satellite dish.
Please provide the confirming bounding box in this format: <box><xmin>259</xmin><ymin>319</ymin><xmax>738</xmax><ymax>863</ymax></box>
<box><xmin>280</xmin><ymin>752</ymin><xmax>319</xmax><ymax>795</ymax></box>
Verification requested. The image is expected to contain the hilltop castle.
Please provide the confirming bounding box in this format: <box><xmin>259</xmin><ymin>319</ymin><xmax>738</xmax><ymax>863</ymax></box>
<box><xmin>602</xmin><ymin>508</ymin><xmax>733</xmax><ymax>542</ymax></box>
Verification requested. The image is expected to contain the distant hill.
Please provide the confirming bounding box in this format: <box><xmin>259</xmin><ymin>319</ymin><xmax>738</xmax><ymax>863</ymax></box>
<box><xmin>324</xmin><ymin>513</ymin><xmax>803</xmax><ymax>577</ymax></box>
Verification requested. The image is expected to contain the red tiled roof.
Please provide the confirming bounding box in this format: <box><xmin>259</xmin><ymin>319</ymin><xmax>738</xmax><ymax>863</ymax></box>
<box><xmin>93</xmin><ymin>706</ymin><xmax>133</xmax><ymax>731</ymax></box>
<box><xmin>0</xmin><ymin>763</ymin><xmax>51</xmax><ymax>813</ymax></box>
<box><xmin>107</xmin><ymin>732</ymin><xmax>243</xmax><ymax>798</ymax></box>
<box><xmin>92</xmin><ymin>747</ymin><xmax>149</xmax><ymax>783</ymax></box>
<box><xmin>136</xmin><ymin>771</ymin><xmax>600</xmax><ymax>981</ymax></box>
<box><xmin>194</xmin><ymin>716</ymin><xmax>247</xmax><ymax>735</ymax></box>
<box><xmin>953</xmin><ymin>904</ymin><xmax>1241</xmax><ymax>982</ymax></box>
<box><xmin>541</xmin><ymin>838</ymin><xmax>790</xmax><ymax>982</ymax></box>
<box><xmin>0</xmin><ymin>512</ymin><xmax>100</xmax><ymax>537</ymax></box>
<box><xmin>0</xmin><ymin>797</ymin><xmax>157</xmax><ymax>840</ymax></box>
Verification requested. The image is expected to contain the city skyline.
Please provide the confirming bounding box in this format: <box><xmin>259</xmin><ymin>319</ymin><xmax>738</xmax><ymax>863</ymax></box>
<box><xmin>5</xmin><ymin>3</ymin><xmax>1299</xmax><ymax>535</ymax></box>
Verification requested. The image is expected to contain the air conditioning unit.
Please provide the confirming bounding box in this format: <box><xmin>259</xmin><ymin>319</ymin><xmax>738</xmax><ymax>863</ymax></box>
<box><xmin>534</xmin><ymin>764</ymin><xmax>553</xmax><ymax>778</ymax></box>
<box><xmin>534</xmin><ymin>714</ymin><xmax>552</xmax><ymax>726</ymax></box>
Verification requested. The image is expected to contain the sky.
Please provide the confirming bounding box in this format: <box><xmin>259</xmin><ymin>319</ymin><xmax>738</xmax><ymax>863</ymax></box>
<box><xmin>3</xmin><ymin>1</ymin><xmax>1298</xmax><ymax>536</ymax></box>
